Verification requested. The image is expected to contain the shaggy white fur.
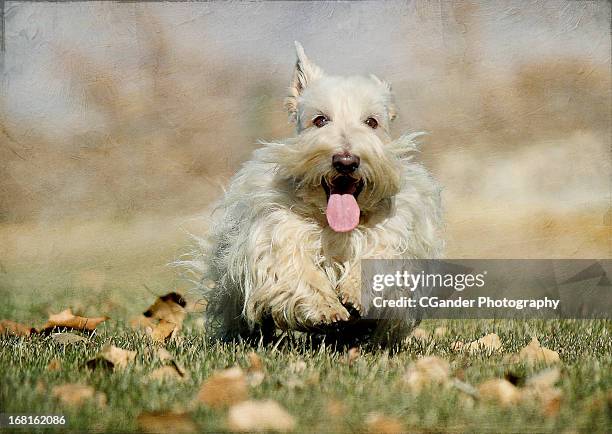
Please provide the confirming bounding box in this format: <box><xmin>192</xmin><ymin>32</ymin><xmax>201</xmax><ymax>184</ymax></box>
<box><xmin>182</xmin><ymin>42</ymin><xmax>443</xmax><ymax>343</ymax></box>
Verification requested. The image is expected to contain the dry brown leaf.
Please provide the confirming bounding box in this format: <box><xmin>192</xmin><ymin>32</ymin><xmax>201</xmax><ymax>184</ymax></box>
<box><xmin>364</xmin><ymin>413</ymin><xmax>405</xmax><ymax>434</ymax></box>
<box><xmin>150</xmin><ymin>319</ymin><xmax>179</xmax><ymax>344</ymax></box>
<box><xmin>247</xmin><ymin>352</ymin><xmax>265</xmax><ymax>387</ymax></box>
<box><xmin>526</xmin><ymin>367</ymin><xmax>560</xmax><ymax>390</ymax></box>
<box><xmin>523</xmin><ymin>385</ymin><xmax>562</xmax><ymax>417</ymax></box>
<box><xmin>454</xmin><ymin>333</ymin><xmax>502</xmax><ymax>353</ymax></box>
<box><xmin>479</xmin><ymin>368</ymin><xmax>563</xmax><ymax>414</ymax></box>
<box><xmin>51</xmin><ymin>332</ymin><xmax>88</xmax><ymax>344</ymax></box>
<box><xmin>517</xmin><ymin>337</ymin><xmax>560</xmax><ymax>365</ymax></box>
<box><xmin>147</xmin><ymin>347</ymin><xmax>188</xmax><ymax>381</ymax></box>
<box><xmin>47</xmin><ymin>358</ymin><xmax>62</xmax><ymax>371</ymax></box>
<box><xmin>130</xmin><ymin>315</ymin><xmax>155</xmax><ymax>331</ymax></box>
<box><xmin>143</xmin><ymin>292</ymin><xmax>187</xmax><ymax>327</ymax></box>
<box><xmin>0</xmin><ymin>319</ymin><xmax>33</xmax><ymax>336</ymax></box>
<box><xmin>197</xmin><ymin>367</ymin><xmax>248</xmax><ymax>408</ymax></box>
<box><xmin>523</xmin><ymin>368</ymin><xmax>563</xmax><ymax>417</ymax></box>
<box><xmin>149</xmin><ymin>365</ymin><xmax>185</xmax><ymax>382</ymax></box>
<box><xmin>137</xmin><ymin>411</ymin><xmax>197</xmax><ymax>433</ymax></box>
<box><xmin>40</xmin><ymin>309</ymin><xmax>108</xmax><ymax>332</ymax></box>
<box><xmin>347</xmin><ymin>347</ymin><xmax>360</xmax><ymax>366</ymax></box>
<box><xmin>541</xmin><ymin>390</ymin><xmax>562</xmax><ymax>417</ymax></box>
<box><xmin>403</xmin><ymin>356</ymin><xmax>450</xmax><ymax>392</ymax></box>
<box><xmin>247</xmin><ymin>352</ymin><xmax>263</xmax><ymax>371</ymax></box>
<box><xmin>133</xmin><ymin>293</ymin><xmax>187</xmax><ymax>342</ymax></box>
<box><xmin>227</xmin><ymin>400</ymin><xmax>296</xmax><ymax>432</ymax></box>
<box><xmin>52</xmin><ymin>383</ymin><xmax>107</xmax><ymax>407</ymax></box>
<box><xmin>478</xmin><ymin>379</ymin><xmax>522</xmax><ymax>406</ymax></box>
<box><xmin>87</xmin><ymin>345</ymin><xmax>136</xmax><ymax>371</ymax></box>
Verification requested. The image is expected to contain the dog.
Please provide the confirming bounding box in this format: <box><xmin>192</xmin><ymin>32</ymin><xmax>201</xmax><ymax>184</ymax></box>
<box><xmin>185</xmin><ymin>42</ymin><xmax>443</xmax><ymax>345</ymax></box>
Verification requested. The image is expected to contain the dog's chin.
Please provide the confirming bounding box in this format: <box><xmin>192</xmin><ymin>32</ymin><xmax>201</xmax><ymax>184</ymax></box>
<box><xmin>321</xmin><ymin>175</ymin><xmax>364</xmax><ymax>233</ymax></box>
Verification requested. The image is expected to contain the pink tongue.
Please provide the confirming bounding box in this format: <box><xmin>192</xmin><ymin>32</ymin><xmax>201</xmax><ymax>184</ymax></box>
<box><xmin>326</xmin><ymin>194</ymin><xmax>360</xmax><ymax>232</ymax></box>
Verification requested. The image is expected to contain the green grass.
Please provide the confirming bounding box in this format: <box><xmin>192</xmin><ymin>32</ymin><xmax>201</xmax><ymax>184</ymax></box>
<box><xmin>0</xmin><ymin>239</ymin><xmax>610</xmax><ymax>433</ymax></box>
<box><xmin>1</xmin><ymin>317</ymin><xmax>610</xmax><ymax>433</ymax></box>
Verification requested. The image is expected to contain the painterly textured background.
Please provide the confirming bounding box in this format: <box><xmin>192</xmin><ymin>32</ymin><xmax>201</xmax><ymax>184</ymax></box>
<box><xmin>1</xmin><ymin>1</ymin><xmax>610</xmax><ymax>316</ymax></box>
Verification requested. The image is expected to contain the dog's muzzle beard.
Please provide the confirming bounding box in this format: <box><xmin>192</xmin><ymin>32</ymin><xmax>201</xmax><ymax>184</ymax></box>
<box><xmin>322</xmin><ymin>175</ymin><xmax>364</xmax><ymax>232</ymax></box>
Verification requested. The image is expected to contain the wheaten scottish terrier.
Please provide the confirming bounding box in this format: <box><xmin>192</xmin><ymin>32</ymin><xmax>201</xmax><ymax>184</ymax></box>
<box><xmin>187</xmin><ymin>42</ymin><xmax>443</xmax><ymax>344</ymax></box>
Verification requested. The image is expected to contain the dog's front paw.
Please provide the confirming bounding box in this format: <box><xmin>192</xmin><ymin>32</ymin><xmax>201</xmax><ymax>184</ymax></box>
<box><xmin>299</xmin><ymin>300</ymin><xmax>350</xmax><ymax>328</ymax></box>
<box><xmin>339</xmin><ymin>290</ymin><xmax>362</xmax><ymax>315</ymax></box>
<box><xmin>337</xmin><ymin>273</ymin><xmax>363</xmax><ymax>315</ymax></box>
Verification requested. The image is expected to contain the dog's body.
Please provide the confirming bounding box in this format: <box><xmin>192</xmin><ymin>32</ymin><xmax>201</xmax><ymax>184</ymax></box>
<box><xmin>188</xmin><ymin>43</ymin><xmax>443</xmax><ymax>344</ymax></box>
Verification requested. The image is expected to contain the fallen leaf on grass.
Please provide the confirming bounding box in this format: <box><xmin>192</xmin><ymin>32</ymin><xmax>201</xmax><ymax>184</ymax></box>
<box><xmin>523</xmin><ymin>368</ymin><xmax>563</xmax><ymax>416</ymax></box>
<box><xmin>364</xmin><ymin>413</ymin><xmax>405</xmax><ymax>434</ymax></box>
<box><xmin>150</xmin><ymin>319</ymin><xmax>178</xmax><ymax>344</ymax></box>
<box><xmin>51</xmin><ymin>383</ymin><xmax>106</xmax><ymax>407</ymax></box>
<box><xmin>478</xmin><ymin>379</ymin><xmax>522</xmax><ymax>407</ymax></box>
<box><xmin>149</xmin><ymin>365</ymin><xmax>185</xmax><ymax>382</ymax></box>
<box><xmin>132</xmin><ymin>293</ymin><xmax>187</xmax><ymax>343</ymax></box>
<box><xmin>227</xmin><ymin>400</ymin><xmax>296</xmax><ymax>432</ymax></box>
<box><xmin>137</xmin><ymin>411</ymin><xmax>197</xmax><ymax>433</ymax></box>
<box><xmin>40</xmin><ymin>309</ymin><xmax>108</xmax><ymax>332</ymax></box>
<box><xmin>0</xmin><ymin>319</ymin><xmax>34</xmax><ymax>336</ymax></box>
<box><xmin>478</xmin><ymin>367</ymin><xmax>563</xmax><ymax>414</ymax></box>
<box><xmin>130</xmin><ymin>315</ymin><xmax>156</xmax><ymax>331</ymax></box>
<box><xmin>197</xmin><ymin>367</ymin><xmax>248</xmax><ymax>408</ymax></box>
<box><xmin>453</xmin><ymin>333</ymin><xmax>502</xmax><ymax>353</ymax></box>
<box><xmin>515</xmin><ymin>337</ymin><xmax>560</xmax><ymax>365</ymax></box>
<box><xmin>402</xmin><ymin>356</ymin><xmax>450</xmax><ymax>392</ymax></box>
<box><xmin>148</xmin><ymin>347</ymin><xmax>188</xmax><ymax>382</ymax></box>
<box><xmin>526</xmin><ymin>367</ymin><xmax>560</xmax><ymax>390</ymax></box>
<box><xmin>525</xmin><ymin>385</ymin><xmax>563</xmax><ymax>417</ymax></box>
<box><xmin>247</xmin><ymin>352</ymin><xmax>265</xmax><ymax>386</ymax></box>
<box><xmin>86</xmin><ymin>345</ymin><xmax>136</xmax><ymax>371</ymax></box>
<box><xmin>247</xmin><ymin>352</ymin><xmax>263</xmax><ymax>371</ymax></box>
<box><xmin>47</xmin><ymin>358</ymin><xmax>62</xmax><ymax>371</ymax></box>
<box><xmin>144</xmin><ymin>292</ymin><xmax>186</xmax><ymax>325</ymax></box>
<box><xmin>51</xmin><ymin>332</ymin><xmax>88</xmax><ymax>344</ymax></box>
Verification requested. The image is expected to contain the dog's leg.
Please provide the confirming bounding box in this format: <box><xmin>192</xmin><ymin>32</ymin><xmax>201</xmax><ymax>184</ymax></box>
<box><xmin>337</xmin><ymin>262</ymin><xmax>363</xmax><ymax>314</ymax></box>
<box><xmin>244</xmin><ymin>213</ymin><xmax>350</xmax><ymax>330</ymax></box>
<box><xmin>247</xmin><ymin>252</ymin><xmax>350</xmax><ymax>330</ymax></box>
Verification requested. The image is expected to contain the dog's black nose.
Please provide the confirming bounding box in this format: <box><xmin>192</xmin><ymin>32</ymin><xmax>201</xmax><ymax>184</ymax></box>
<box><xmin>332</xmin><ymin>153</ymin><xmax>360</xmax><ymax>174</ymax></box>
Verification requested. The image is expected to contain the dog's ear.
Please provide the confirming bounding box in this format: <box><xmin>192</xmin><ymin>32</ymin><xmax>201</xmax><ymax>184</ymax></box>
<box><xmin>285</xmin><ymin>41</ymin><xmax>324</xmax><ymax>122</ymax></box>
<box><xmin>370</xmin><ymin>74</ymin><xmax>398</xmax><ymax>122</ymax></box>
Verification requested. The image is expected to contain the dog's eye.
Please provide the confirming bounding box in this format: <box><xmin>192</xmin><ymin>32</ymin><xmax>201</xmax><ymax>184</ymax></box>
<box><xmin>364</xmin><ymin>117</ymin><xmax>378</xmax><ymax>129</ymax></box>
<box><xmin>312</xmin><ymin>115</ymin><xmax>329</xmax><ymax>128</ymax></box>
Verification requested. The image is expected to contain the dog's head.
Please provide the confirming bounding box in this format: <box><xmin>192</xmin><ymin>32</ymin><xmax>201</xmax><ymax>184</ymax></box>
<box><xmin>272</xmin><ymin>42</ymin><xmax>402</xmax><ymax>232</ymax></box>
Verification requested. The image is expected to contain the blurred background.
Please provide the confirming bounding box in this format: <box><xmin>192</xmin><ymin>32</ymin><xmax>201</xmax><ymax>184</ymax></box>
<box><xmin>0</xmin><ymin>1</ymin><xmax>610</xmax><ymax>318</ymax></box>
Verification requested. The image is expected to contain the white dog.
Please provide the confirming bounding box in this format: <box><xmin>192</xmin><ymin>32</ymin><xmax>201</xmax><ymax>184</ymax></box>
<box><xmin>186</xmin><ymin>42</ymin><xmax>443</xmax><ymax>344</ymax></box>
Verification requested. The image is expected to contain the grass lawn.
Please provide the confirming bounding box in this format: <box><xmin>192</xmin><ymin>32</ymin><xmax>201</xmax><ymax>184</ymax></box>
<box><xmin>1</xmin><ymin>312</ymin><xmax>610</xmax><ymax>432</ymax></box>
<box><xmin>0</xmin><ymin>220</ymin><xmax>610</xmax><ymax>432</ymax></box>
